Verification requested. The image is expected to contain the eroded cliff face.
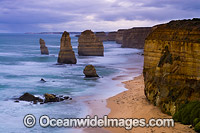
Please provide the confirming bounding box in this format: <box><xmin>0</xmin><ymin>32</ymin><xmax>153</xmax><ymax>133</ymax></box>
<box><xmin>122</xmin><ymin>27</ymin><xmax>152</xmax><ymax>49</ymax></box>
<box><xmin>78</xmin><ymin>30</ymin><xmax>104</xmax><ymax>56</ymax></box>
<box><xmin>116</xmin><ymin>29</ymin><xmax>126</xmax><ymax>44</ymax></box>
<box><xmin>143</xmin><ymin>19</ymin><xmax>200</xmax><ymax>115</ymax></box>
<box><xmin>57</xmin><ymin>31</ymin><xmax>77</xmax><ymax>64</ymax></box>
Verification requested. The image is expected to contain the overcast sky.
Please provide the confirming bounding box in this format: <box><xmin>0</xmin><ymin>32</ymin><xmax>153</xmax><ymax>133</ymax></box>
<box><xmin>0</xmin><ymin>0</ymin><xmax>200</xmax><ymax>33</ymax></box>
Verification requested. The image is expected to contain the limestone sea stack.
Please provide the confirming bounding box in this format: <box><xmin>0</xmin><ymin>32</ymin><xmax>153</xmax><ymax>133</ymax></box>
<box><xmin>39</xmin><ymin>38</ymin><xmax>49</xmax><ymax>55</ymax></box>
<box><xmin>78</xmin><ymin>30</ymin><xmax>104</xmax><ymax>56</ymax></box>
<box><xmin>57</xmin><ymin>31</ymin><xmax>77</xmax><ymax>64</ymax></box>
<box><xmin>122</xmin><ymin>27</ymin><xmax>152</xmax><ymax>49</ymax></box>
<box><xmin>83</xmin><ymin>65</ymin><xmax>99</xmax><ymax>77</ymax></box>
<box><xmin>95</xmin><ymin>32</ymin><xmax>107</xmax><ymax>41</ymax></box>
<box><xmin>143</xmin><ymin>19</ymin><xmax>200</xmax><ymax>115</ymax></box>
<box><xmin>107</xmin><ymin>32</ymin><xmax>117</xmax><ymax>41</ymax></box>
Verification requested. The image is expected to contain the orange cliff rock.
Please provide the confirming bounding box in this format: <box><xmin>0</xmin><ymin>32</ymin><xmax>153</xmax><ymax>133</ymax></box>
<box><xmin>143</xmin><ymin>19</ymin><xmax>200</xmax><ymax>115</ymax></box>
<box><xmin>57</xmin><ymin>31</ymin><xmax>77</xmax><ymax>64</ymax></box>
<box><xmin>78</xmin><ymin>30</ymin><xmax>104</xmax><ymax>56</ymax></box>
<box><xmin>39</xmin><ymin>38</ymin><xmax>49</xmax><ymax>55</ymax></box>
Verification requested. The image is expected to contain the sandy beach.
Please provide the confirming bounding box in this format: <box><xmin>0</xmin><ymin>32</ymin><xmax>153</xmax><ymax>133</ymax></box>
<box><xmin>85</xmin><ymin>75</ymin><xmax>195</xmax><ymax>133</ymax></box>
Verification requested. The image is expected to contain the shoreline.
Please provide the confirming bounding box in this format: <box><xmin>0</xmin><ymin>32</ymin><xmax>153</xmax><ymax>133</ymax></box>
<box><xmin>85</xmin><ymin>74</ymin><xmax>195</xmax><ymax>133</ymax></box>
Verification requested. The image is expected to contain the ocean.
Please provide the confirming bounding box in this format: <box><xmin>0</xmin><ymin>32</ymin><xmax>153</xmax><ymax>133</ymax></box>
<box><xmin>0</xmin><ymin>33</ymin><xmax>143</xmax><ymax>132</ymax></box>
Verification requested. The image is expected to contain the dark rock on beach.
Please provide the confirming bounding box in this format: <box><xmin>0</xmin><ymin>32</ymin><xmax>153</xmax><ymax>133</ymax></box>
<box><xmin>83</xmin><ymin>65</ymin><xmax>99</xmax><ymax>77</ymax></box>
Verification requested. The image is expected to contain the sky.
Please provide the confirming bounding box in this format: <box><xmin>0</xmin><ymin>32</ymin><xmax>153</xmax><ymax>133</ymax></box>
<box><xmin>0</xmin><ymin>0</ymin><xmax>200</xmax><ymax>33</ymax></box>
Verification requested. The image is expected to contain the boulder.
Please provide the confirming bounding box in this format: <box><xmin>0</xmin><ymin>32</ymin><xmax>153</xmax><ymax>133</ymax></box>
<box><xmin>39</xmin><ymin>38</ymin><xmax>49</xmax><ymax>55</ymax></box>
<box><xmin>83</xmin><ymin>65</ymin><xmax>99</xmax><ymax>77</ymax></box>
<box><xmin>19</xmin><ymin>93</ymin><xmax>41</xmax><ymax>102</ymax></box>
<box><xmin>40</xmin><ymin>78</ymin><xmax>46</xmax><ymax>82</ymax></box>
<box><xmin>44</xmin><ymin>93</ymin><xmax>59</xmax><ymax>103</ymax></box>
<box><xmin>57</xmin><ymin>31</ymin><xmax>77</xmax><ymax>64</ymax></box>
<box><xmin>78</xmin><ymin>30</ymin><xmax>104</xmax><ymax>56</ymax></box>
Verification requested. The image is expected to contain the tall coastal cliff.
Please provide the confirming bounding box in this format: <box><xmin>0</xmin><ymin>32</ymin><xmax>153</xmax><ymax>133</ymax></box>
<box><xmin>122</xmin><ymin>27</ymin><xmax>152</xmax><ymax>49</ymax></box>
<box><xmin>143</xmin><ymin>19</ymin><xmax>200</xmax><ymax>115</ymax></box>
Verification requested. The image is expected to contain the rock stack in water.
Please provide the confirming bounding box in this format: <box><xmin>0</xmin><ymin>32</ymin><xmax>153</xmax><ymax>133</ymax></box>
<box><xmin>143</xmin><ymin>19</ymin><xmax>200</xmax><ymax>115</ymax></box>
<box><xmin>78</xmin><ymin>30</ymin><xmax>104</xmax><ymax>56</ymax></box>
<box><xmin>57</xmin><ymin>31</ymin><xmax>77</xmax><ymax>64</ymax></box>
<box><xmin>83</xmin><ymin>65</ymin><xmax>99</xmax><ymax>77</ymax></box>
<box><xmin>39</xmin><ymin>38</ymin><xmax>49</xmax><ymax>55</ymax></box>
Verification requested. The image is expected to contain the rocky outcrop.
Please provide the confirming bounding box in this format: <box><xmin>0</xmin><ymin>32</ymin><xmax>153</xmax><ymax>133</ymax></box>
<box><xmin>107</xmin><ymin>32</ymin><xmax>117</xmax><ymax>41</ymax></box>
<box><xmin>19</xmin><ymin>93</ymin><xmax>42</xmax><ymax>102</ymax></box>
<box><xmin>83</xmin><ymin>65</ymin><xmax>99</xmax><ymax>77</ymax></box>
<box><xmin>122</xmin><ymin>27</ymin><xmax>152</xmax><ymax>49</ymax></box>
<box><xmin>116</xmin><ymin>29</ymin><xmax>126</xmax><ymax>44</ymax></box>
<box><xmin>95</xmin><ymin>32</ymin><xmax>107</xmax><ymax>41</ymax></box>
<box><xmin>57</xmin><ymin>31</ymin><xmax>77</xmax><ymax>64</ymax></box>
<box><xmin>16</xmin><ymin>93</ymin><xmax>72</xmax><ymax>104</ymax></box>
<box><xmin>143</xmin><ymin>19</ymin><xmax>200</xmax><ymax>115</ymax></box>
<box><xmin>78</xmin><ymin>30</ymin><xmax>104</xmax><ymax>56</ymax></box>
<box><xmin>39</xmin><ymin>38</ymin><xmax>49</xmax><ymax>55</ymax></box>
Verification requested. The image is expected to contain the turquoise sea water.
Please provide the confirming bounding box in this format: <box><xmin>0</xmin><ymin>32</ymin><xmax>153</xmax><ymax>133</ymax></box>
<box><xmin>0</xmin><ymin>33</ymin><xmax>143</xmax><ymax>132</ymax></box>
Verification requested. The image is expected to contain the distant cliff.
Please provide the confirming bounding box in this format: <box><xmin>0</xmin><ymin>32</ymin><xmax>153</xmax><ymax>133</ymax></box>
<box><xmin>107</xmin><ymin>32</ymin><xmax>117</xmax><ymax>41</ymax></box>
<box><xmin>143</xmin><ymin>19</ymin><xmax>200</xmax><ymax>115</ymax></box>
<box><xmin>95</xmin><ymin>32</ymin><xmax>107</xmax><ymax>41</ymax></box>
<box><xmin>122</xmin><ymin>27</ymin><xmax>152</xmax><ymax>49</ymax></box>
<box><xmin>116</xmin><ymin>29</ymin><xmax>126</xmax><ymax>44</ymax></box>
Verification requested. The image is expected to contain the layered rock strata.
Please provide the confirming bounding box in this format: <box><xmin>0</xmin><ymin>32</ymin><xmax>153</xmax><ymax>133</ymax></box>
<box><xmin>143</xmin><ymin>19</ymin><xmax>200</xmax><ymax>115</ymax></box>
<box><xmin>57</xmin><ymin>31</ymin><xmax>77</xmax><ymax>64</ymax></box>
<box><xmin>39</xmin><ymin>38</ymin><xmax>49</xmax><ymax>55</ymax></box>
<box><xmin>78</xmin><ymin>30</ymin><xmax>104</xmax><ymax>56</ymax></box>
<box><xmin>122</xmin><ymin>27</ymin><xmax>152</xmax><ymax>49</ymax></box>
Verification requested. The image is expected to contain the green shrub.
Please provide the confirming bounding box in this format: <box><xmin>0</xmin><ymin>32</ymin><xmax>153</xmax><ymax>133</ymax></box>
<box><xmin>173</xmin><ymin>101</ymin><xmax>200</xmax><ymax>125</ymax></box>
<box><xmin>195</xmin><ymin>121</ymin><xmax>200</xmax><ymax>132</ymax></box>
<box><xmin>193</xmin><ymin>118</ymin><xmax>200</xmax><ymax>126</ymax></box>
